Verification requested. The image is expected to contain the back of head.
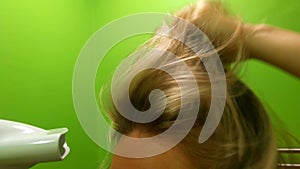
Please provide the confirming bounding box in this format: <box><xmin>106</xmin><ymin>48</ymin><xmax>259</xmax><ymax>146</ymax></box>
<box><xmin>100</xmin><ymin>1</ymin><xmax>279</xmax><ymax>169</ymax></box>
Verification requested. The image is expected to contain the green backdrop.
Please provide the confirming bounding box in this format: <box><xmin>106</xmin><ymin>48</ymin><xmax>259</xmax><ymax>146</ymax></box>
<box><xmin>0</xmin><ymin>0</ymin><xmax>299</xmax><ymax>169</ymax></box>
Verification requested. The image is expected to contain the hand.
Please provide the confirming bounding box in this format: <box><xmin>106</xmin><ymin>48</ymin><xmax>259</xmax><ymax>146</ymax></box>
<box><xmin>175</xmin><ymin>0</ymin><xmax>246</xmax><ymax>63</ymax></box>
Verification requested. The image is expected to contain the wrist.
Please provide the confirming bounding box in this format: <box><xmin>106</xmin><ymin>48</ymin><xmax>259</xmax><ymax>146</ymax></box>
<box><xmin>242</xmin><ymin>23</ymin><xmax>272</xmax><ymax>59</ymax></box>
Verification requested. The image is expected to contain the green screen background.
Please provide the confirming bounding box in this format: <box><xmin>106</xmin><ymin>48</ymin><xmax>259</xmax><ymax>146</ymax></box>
<box><xmin>0</xmin><ymin>0</ymin><xmax>299</xmax><ymax>169</ymax></box>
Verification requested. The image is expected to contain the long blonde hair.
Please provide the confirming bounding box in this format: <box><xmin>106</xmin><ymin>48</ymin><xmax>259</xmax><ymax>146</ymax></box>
<box><xmin>100</xmin><ymin>1</ymin><xmax>280</xmax><ymax>168</ymax></box>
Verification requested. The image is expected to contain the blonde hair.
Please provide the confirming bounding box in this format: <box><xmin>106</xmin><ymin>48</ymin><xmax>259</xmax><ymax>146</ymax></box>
<box><xmin>100</xmin><ymin>1</ymin><xmax>280</xmax><ymax>169</ymax></box>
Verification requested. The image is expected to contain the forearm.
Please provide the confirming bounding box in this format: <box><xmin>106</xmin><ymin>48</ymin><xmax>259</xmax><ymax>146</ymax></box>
<box><xmin>245</xmin><ymin>24</ymin><xmax>300</xmax><ymax>78</ymax></box>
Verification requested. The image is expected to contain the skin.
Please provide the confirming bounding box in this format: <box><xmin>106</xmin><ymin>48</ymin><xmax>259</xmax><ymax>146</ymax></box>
<box><xmin>191</xmin><ymin>1</ymin><xmax>300</xmax><ymax>78</ymax></box>
<box><xmin>244</xmin><ymin>24</ymin><xmax>300</xmax><ymax>78</ymax></box>
<box><xmin>111</xmin><ymin>1</ymin><xmax>300</xmax><ymax>168</ymax></box>
<box><xmin>110</xmin><ymin>146</ymin><xmax>194</xmax><ymax>169</ymax></box>
<box><xmin>183</xmin><ymin>1</ymin><xmax>300</xmax><ymax>78</ymax></box>
<box><xmin>110</xmin><ymin>24</ymin><xmax>300</xmax><ymax>169</ymax></box>
<box><xmin>110</xmin><ymin>131</ymin><xmax>195</xmax><ymax>169</ymax></box>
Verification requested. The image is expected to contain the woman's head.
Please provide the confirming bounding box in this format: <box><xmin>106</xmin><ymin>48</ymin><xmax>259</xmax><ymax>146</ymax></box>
<box><xmin>100</xmin><ymin>1</ymin><xmax>278</xmax><ymax>169</ymax></box>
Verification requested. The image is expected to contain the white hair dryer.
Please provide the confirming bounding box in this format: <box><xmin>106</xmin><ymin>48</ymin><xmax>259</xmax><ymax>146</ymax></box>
<box><xmin>0</xmin><ymin>119</ymin><xmax>70</xmax><ymax>169</ymax></box>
